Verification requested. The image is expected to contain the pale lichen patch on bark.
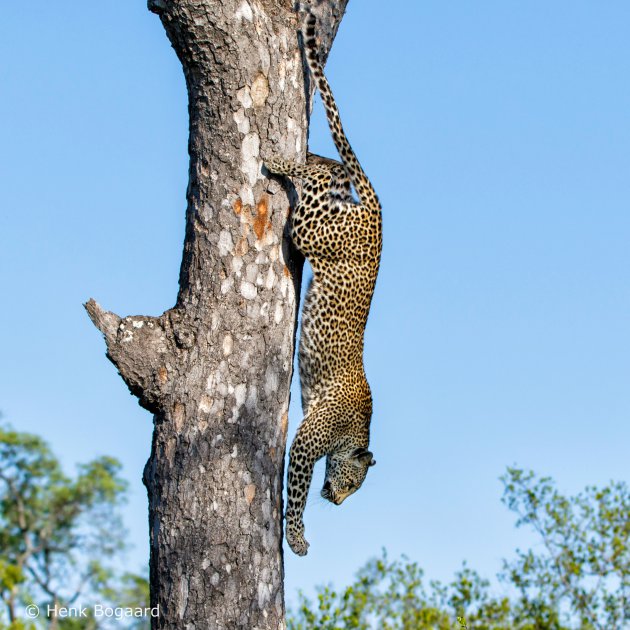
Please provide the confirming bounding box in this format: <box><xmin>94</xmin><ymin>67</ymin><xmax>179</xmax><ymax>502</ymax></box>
<box><xmin>279</xmin><ymin>275</ymin><xmax>290</xmax><ymax>297</ymax></box>
<box><xmin>236</xmin><ymin>86</ymin><xmax>253</xmax><ymax>109</ymax></box>
<box><xmin>211</xmin><ymin>312</ymin><xmax>221</xmax><ymax>332</ymax></box>
<box><xmin>218</xmin><ymin>229</ymin><xmax>234</xmax><ymax>256</ymax></box>
<box><xmin>234</xmin><ymin>108</ymin><xmax>250</xmax><ymax>134</ymax></box>
<box><xmin>246</xmin><ymin>263</ymin><xmax>258</xmax><ymax>283</ymax></box>
<box><xmin>274</xmin><ymin>301</ymin><xmax>284</xmax><ymax>323</ymax></box>
<box><xmin>246</xmin><ymin>385</ymin><xmax>258</xmax><ymax>410</ymax></box>
<box><xmin>232</xmin><ymin>256</ymin><xmax>244</xmax><ymax>276</ymax></box>
<box><xmin>265</xmin><ymin>267</ymin><xmax>276</xmax><ymax>290</ymax></box>
<box><xmin>233</xmin><ymin>0</ymin><xmax>253</xmax><ymax>22</ymax></box>
<box><xmin>241</xmin><ymin>132</ymin><xmax>261</xmax><ymax>186</ymax></box>
<box><xmin>240</xmin><ymin>280</ymin><xmax>257</xmax><ymax>300</ymax></box>
<box><xmin>234</xmin><ymin>383</ymin><xmax>247</xmax><ymax>407</ymax></box>
<box><xmin>222</xmin><ymin>333</ymin><xmax>234</xmax><ymax>356</ymax></box>
<box><xmin>240</xmin><ymin>185</ymin><xmax>255</xmax><ymax>207</ymax></box>
<box><xmin>251</xmin><ymin>72</ymin><xmax>270</xmax><ymax>108</ymax></box>
<box><xmin>277</xmin><ymin>51</ymin><xmax>288</xmax><ymax>93</ymax></box>
<box><xmin>221</xmin><ymin>276</ymin><xmax>234</xmax><ymax>294</ymax></box>
<box><xmin>178</xmin><ymin>576</ymin><xmax>189</xmax><ymax>619</ymax></box>
<box><xmin>285</xmin><ymin>116</ymin><xmax>303</xmax><ymax>157</ymax></box>
<box><xmin>257</xmin><ymin>579</ymin><xmax>272</xmax><ymax>610</ymax></box>
<box><xmin>264</xmin><ymin>366</ymin><xmax>279</xmax><ymax>398</ymax></box>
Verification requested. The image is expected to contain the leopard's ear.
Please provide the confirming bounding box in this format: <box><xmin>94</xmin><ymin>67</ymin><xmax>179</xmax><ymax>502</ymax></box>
<box><xmin>352</xmin><ymin>448</ymin><xmax>375</xmax><ymax>466</ymax></box>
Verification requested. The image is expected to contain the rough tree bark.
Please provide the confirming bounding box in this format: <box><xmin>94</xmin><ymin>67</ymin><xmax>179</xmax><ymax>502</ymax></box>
<box><xmin>86</xmin><ymin>0</ymin><xmax>348</xmax><ymax>628</ymax></box>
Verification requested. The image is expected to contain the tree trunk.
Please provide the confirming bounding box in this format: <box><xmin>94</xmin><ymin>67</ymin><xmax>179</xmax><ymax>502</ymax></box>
<box><xmin>86</xmin><ymin>0</ymin><xmax>348</xmax><ymax>628</ymax></box>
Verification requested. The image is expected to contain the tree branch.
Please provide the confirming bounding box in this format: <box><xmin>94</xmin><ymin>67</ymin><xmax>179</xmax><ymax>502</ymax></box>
<box><xmin>84</xmin><ymin>299</ymin><xmax>173</xmax><ymax>412</ymax></box>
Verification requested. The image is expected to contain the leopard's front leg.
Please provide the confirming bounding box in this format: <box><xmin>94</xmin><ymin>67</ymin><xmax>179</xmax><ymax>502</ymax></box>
<box><xmin>285</xmin><ymin>409</ymin><xmax>331</xmax><ymax>556</ymax></box>
<box><xmin>285</xmin><ymin>436</ymin><xmax>316</xmax><ymax>556</ymax></box>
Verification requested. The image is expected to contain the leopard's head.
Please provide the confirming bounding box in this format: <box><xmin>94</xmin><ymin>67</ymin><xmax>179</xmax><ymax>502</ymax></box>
<box><xmin>321</xmin><ymin>447</ymin><xmax>376</xmax><ymax>505</ymax></box>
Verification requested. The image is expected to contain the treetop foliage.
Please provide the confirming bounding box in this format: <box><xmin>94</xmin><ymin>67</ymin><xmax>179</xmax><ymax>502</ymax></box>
<box><xmin>0</xmin><ymin>421</ymin><xmax>147</xmax><ymax>630</ymax></box>
<box><xmin>288</xmin><ymin>468</ymin><xmax>629</xmax><ymax>630</ymax></box>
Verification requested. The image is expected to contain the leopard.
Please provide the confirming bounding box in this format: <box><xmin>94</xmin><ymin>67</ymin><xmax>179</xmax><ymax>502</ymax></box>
<box><xmin>264</xmin><ymin>7</ymin><xmax>382</xmax><ymax>556</ymax></box>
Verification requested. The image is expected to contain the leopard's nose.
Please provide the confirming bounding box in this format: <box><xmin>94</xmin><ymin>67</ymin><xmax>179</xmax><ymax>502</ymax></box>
<box><xmin>322</xmin><ymin>481</ymin><xmax>331</xmax><ymax>492</ymax></box>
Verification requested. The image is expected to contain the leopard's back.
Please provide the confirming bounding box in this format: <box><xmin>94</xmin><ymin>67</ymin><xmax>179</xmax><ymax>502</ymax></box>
<box><xmin>296</xmin><ymin>202</ymin><xmax>382</xmax><ymax>415</ymax></box>
<box><xmin>293</xmin><ymin>10</ymin><xmax>383</xmax><ymax>416</ymax></box>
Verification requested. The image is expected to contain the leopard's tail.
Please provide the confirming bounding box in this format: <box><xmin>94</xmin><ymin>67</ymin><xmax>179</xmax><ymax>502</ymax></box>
<box><xmin>300</xmin><ymin>8</ymin><xmax>381</xmax><ymax>212</ymax></box>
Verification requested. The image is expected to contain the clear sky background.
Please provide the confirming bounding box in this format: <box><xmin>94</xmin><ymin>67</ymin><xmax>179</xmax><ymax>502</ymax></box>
<box><xmin>1</xmin><ymin>0</ymin><xmax>629</xmax><ymax>610</ymax></box>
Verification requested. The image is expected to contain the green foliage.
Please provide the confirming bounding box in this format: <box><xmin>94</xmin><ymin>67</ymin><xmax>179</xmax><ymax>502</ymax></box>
<box><xmin>288</xmin><ymin>553</ymin><xmax>534</xmax><ymax>630</ymax></box>
<box><xmin>0</xmin><ymin>562</ymin><xmax>24</xmax><ymax>595</ymax></box>
<box><xmin>288</xmin><ymin>468</ymin><xmax>629</xmax><ymax>630</ymax></box>
<box><xmin>0</xmin><ymin>421</ymin><xmax>137</xmax><ymax>628</ymax></box>
<box><xmin>501</xmin><ymin>467</ymin><xmax>629</xmax><ymax>630</ymax></box>
<box><xmin>98</xmin><ymin>572</ymin><xmax>151</xmax><ymax>630</ymax></box>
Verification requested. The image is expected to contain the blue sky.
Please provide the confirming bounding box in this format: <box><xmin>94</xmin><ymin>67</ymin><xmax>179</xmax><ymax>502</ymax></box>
<box><xmin>1</xmin><ymin>0</ymin><xmax>629</xmax><ymax>609</ymax></box>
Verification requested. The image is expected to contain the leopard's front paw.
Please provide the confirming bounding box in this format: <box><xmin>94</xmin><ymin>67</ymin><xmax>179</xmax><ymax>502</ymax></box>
<box><xmin>286</xmin><ymin>519</ymin><xmax>309</xmax><ymax>556</ymax></box>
